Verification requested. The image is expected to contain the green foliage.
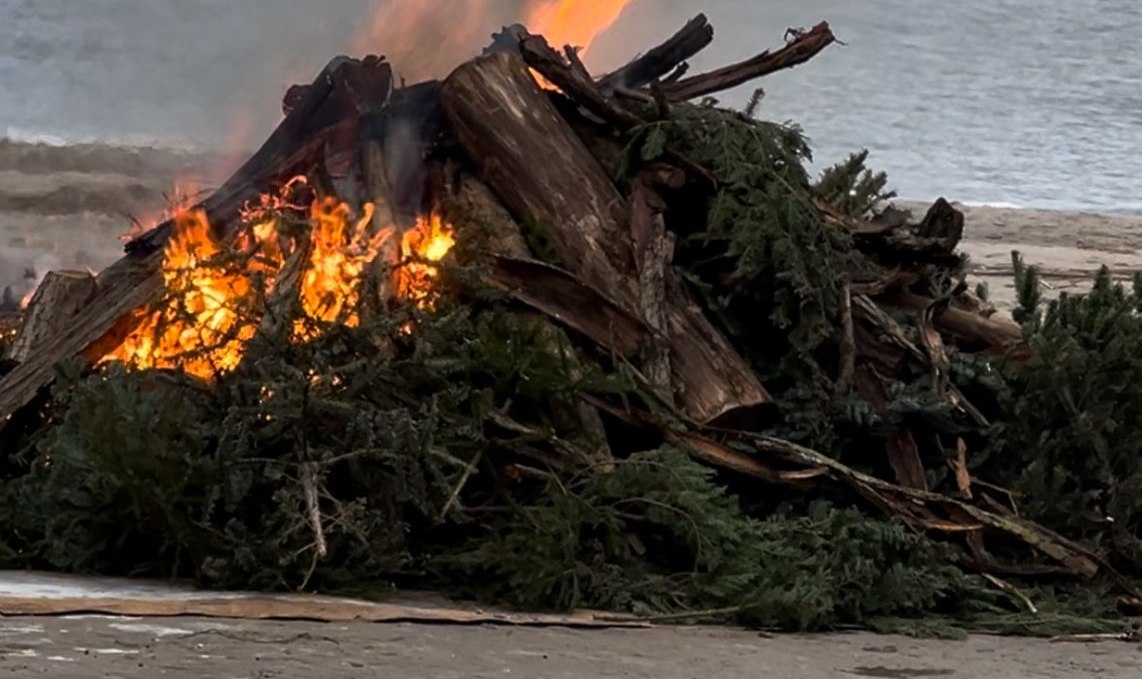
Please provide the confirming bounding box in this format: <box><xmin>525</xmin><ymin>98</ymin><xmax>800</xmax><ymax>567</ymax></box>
<box><xmin>0</xmin><ymin>287</ymin><xmax>625</xmax><ymax>589</ymax></box>
<box><xmin>984</xmin><ymin>261</ymin><xmax>1142</xmax><ymax>571</ymax></box>
<box><xmin>1</xmin><ymin>366</ymin><xmax>216</xmax><ymax>577</ymax></box>
<box><xmin>814</xmin><ymin>150</ymin><xmax>897</xmax><ymax>218</ymax></box>
<box><xmin>629</xmin><ymin>103</ymin><xmax>853</xmax><ymax>361</ymax></box>
<box><xmin>440</xmin><ymin>447</ymin><xmax>987</xmax><ymax>631</ymax></box>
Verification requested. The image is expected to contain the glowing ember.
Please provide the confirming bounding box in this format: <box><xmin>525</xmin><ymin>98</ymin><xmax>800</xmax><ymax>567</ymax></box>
<box><xmin>101</xmin><ymin>182</ymin><xmax>455</xmax><ymax>381</ymax></box>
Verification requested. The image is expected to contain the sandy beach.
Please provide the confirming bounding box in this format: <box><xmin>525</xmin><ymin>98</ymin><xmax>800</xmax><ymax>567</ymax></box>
<box><xmin>2</xmin><ymin>140</ymin><xmax>1140</xmax><ymax>313</ymax></box>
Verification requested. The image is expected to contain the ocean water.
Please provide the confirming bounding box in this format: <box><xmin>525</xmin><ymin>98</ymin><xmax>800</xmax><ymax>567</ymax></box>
<box><xmin>2</xmin><ymin>0</ymin><xmax>1141</xmax><ymax>213</ymax></box>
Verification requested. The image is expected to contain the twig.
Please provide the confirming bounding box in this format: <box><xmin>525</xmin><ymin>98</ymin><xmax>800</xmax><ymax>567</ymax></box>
<box><xmin>982</xmin><ymin>573</ymin><xmax>1038</xmax><ymax>614</ymax></box>
<box><xmin>438</xmin><ymin>452</ymin><xmax>482</xmax><ymax>521</ymax></box>
<box><xmin>1049</xmin><ymin>627</ymin><xmax>1141</xmax><ymax>644</ymax></box>
<box><xmin>301</xmin><ymin>462</ymin><xmax>327</xmax><ymax>558</ymax></box>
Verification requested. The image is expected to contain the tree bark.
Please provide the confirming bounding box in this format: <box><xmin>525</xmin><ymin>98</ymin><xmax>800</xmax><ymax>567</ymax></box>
<box><xmin>4</xmin><ymin>271</ymin><xmax>97</xmax><ymax>364</ymax></box>
<box><xmin>439</xmin><ymin>51</ymin><xmax>772</xmax><ymax>425</ymax></box>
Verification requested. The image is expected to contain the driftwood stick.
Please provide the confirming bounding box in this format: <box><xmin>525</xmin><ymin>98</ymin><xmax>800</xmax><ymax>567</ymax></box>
<box><xmin>597</xmin><ymin>14</ymin><xmax>715</xmax><ymax>92</ymax></box>
<box><xmin>659</xmin><ymin>21</ymin><xmax>836</xmax><ymax>102</ymax></box>
<box><xmin>519</xmin><ymin>35</ymin><xmax>716</xmax><ymax>186</ymax></box>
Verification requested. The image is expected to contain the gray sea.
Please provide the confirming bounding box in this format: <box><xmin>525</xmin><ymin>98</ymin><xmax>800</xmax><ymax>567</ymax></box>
<box><xmin>3</xmin><ymin>0</ymin><xmax>1141</xmax><ymax>213</ymax></box>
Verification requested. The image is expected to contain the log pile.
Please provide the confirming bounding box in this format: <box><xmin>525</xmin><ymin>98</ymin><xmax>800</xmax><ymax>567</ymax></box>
<box><xmin>0</xmin><ymin>14</ymin><xmax>1137</xmax><ymax>630</ymax></box>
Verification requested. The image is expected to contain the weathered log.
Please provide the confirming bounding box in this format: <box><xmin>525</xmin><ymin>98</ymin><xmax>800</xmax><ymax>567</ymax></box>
<box><xmin>596</xmin><ymin>14</ymin><xmax>715</xmax><ymax>92</ymax></box>
<box><xmin>4</xmin><ymin>271</ymin><xmax>97</xmax><ymax>364</ymax></box>
<box><xmin>488</xmin><ymin>257</ymin><xmax>647</xmax><ymax>356</ymax></box>
<box><xmin>882</xmin><ymin>290</ymin><xmax>1024</xmax><ymax>350</ymax></box>
<box><xmin>439</xmin><ymin>51</ymin><xmax>772</xmax><ymax>424</ymax></box>
<box><xmin>659</xmin><ymin>21</ymin><xmax>837</xmax><ymax>102</ymax></box>
<box><xmin>0</xmin><ymin>56</ymin><xmax>396</xmax><ymax>420</ymax></box>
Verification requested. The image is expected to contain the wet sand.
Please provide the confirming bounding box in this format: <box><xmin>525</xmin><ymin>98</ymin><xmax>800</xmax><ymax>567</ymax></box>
<box><xmin>3</xmin><ymin>141</ymin><xmax>1142</xmax><ymax>675</ymax></box>
<box><xmin>0</xmin><ymin>614</ymin><xmax>1139</xmax><ymax>678</ymax></box>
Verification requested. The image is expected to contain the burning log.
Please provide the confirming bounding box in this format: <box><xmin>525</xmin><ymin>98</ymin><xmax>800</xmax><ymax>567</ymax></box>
<box><xmin>0</xmin><ymin>55</ymin><xmax>398</xmax><ymax>418</ymax></box>
<box><xmin>439</xmin><ymin>50</ymin><xmax>772</xmax><ymax>425</ymax></box>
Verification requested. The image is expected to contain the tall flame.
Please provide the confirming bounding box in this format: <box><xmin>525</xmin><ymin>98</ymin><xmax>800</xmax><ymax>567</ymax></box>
<box><xmin>355</xmin><ymin>0</ymin><xmax>634</xmax><ymax>80</ymax></box>
<box><xmin>523</xmin><ymin>0</ymin><xmax>633</xmax><ymax>57</ymax></box>
<box><xmin>103</xmin><ymin>207</ymin><xmax>281</xmax><ymax>378</ymax></box>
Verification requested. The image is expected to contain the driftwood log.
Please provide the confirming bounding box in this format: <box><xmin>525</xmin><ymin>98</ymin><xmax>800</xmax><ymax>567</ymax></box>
<box><xmin>439</xmin><ymin>51</ymin><xmax>773</xmax><ymax>425</ymax></box>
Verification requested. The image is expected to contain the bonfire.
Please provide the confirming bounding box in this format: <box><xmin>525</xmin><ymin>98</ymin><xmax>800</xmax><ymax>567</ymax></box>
<box><xmin>1</xmin><ymin>7</ymin><xmax>1140</xmax><ymax>636</ymax></box>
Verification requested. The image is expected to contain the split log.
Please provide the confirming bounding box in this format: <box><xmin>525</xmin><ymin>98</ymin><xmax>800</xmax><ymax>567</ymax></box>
<box><xmin>0</xmin><ymin>56</ymin><xmax>397</xmax><ymax>421</ymax></box>
<box><xmin>658</xmin><ymin>21</ymin><xmax>837</xmax><ymax>102</ymax></box>
<box><xmin>439</xmin><ymin>51</ymin><xmax>772</xmax><ymax>425</ymax></box>
<box><xmin>4</xmin><ymin>271</ymin><xmax>97</xmax><ymax>364</ymax></box>
<box><xmin>127</xmin><ymin>56</ymin><xmax>392</xmax><ymax>257</ymax></box>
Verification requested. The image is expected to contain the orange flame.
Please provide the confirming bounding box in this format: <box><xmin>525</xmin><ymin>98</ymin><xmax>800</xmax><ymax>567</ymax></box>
<box><xmin>102</xmin><ymin>207</ymin><xmax>280</xmax><ymax>379</ymax></box>
<box><xmin>102</xmin><ymin>182</ymin><xmax>456</xmax><ymax>381</ymax></box>
<box><xmin>396</xmin><ymin>212</ymin><xmax>456</xmax><ymax>310</ymax></box>
<box><xmin>523</xmin><ymin>0</ymin><xmax>632</xmax><ymax>58</ymax></box>
<box><xmin>293</xmin><ymin>198</ymin><xmax>391</xmax><ymax>338</ymax></box>
<box><xmin>354</xmin><ymin>0</ymin><xmax>633</xmax><ymax>82</ymax></box>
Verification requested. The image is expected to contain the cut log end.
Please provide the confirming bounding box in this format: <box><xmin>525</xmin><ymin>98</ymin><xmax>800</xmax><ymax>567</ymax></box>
<box><xmin>5</xmin><ymin>271</ymin><xmax>98</xmax><ymax>365</ymax></box>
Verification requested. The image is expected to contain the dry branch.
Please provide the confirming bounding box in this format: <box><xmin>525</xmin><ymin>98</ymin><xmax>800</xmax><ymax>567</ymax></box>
<box><xmin>659</xmin><ymin>22</ymin><xmax>837</xmax><ymax>102</ymax></box>
<box><xmin>597</xmin><ymin>14</ymin><xmax>715</xmax><ymax>92</ymax></box>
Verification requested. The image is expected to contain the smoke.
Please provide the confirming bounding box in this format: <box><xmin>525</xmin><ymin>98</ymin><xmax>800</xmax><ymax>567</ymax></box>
<box><xmin>353</xmin><ymin>0</ymin><xmax>650</xmax><ymax>83</ymax></box>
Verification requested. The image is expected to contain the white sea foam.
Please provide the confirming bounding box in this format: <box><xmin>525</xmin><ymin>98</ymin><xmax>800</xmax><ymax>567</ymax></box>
<box><xmin>3</xmin><ymin>127</ymin><xmax>203</xmax><ymax>152</ymax></box>
<box><xmin>958</xmin><ymin>201</ymin><xmax>1025</xmax><ymax>210</ymax></box>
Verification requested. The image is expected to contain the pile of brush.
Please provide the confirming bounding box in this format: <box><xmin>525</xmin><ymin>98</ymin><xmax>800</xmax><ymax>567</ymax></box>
<box><xmin>1</xmin><ymin>14</ymin><xmax>1139</xmax><ymax>635</ymax></box>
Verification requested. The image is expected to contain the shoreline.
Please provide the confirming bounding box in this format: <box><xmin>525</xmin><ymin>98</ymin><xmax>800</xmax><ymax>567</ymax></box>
<box><xmin>2</xmin><ymin>140</ymin><xmax>1140</xmax><ymax>311</ymax></box>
